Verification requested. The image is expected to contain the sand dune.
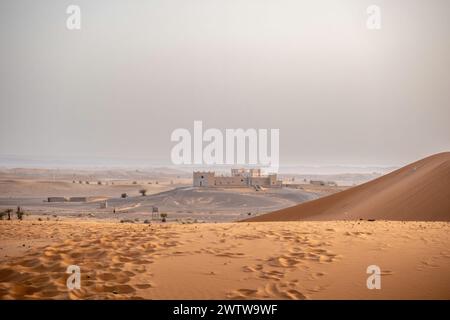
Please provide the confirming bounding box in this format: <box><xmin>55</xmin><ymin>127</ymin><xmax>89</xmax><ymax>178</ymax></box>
<box><xmin>246</xmin><ymin>152</ymin><xmax>450</xmax><ymax>222</ymax></box>
<box><xmin>0</xmin><ymin>219</ymin><xmax>449</xmax><ymax>299</ymax></box>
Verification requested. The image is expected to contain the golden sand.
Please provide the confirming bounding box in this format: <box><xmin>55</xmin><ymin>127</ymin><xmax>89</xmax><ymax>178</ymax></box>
<box><xmin>0</xmin><ymin>219</ymin><xmax>449</xmax><ymax>299</ymax></box>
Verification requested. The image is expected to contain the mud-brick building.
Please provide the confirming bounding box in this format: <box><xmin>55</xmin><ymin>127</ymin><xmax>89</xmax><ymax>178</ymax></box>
<box><xmin>193</xmin><ymin>168</ymin><xmax>282</xmax><ymax>188</ymax></box>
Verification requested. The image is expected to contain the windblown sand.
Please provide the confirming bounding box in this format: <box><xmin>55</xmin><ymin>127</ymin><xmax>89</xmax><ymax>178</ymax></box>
<box><xmin>0</xmin><ymin>220</ymin><xmax>448</xmax><ymax>299</ymax></box>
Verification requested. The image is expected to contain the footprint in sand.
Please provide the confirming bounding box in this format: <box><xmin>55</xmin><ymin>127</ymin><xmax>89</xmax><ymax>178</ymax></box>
<box><xmin>0</xmin><ymin>225</ymin><xmax>173</xmax><ymax>299</ymax></box>
<box><xmin>228</xmin><ymin>281</ymin><xmax>307</xmax><ymax>300</ymax></box>
<box><xmin>135</xmin><ymin>283</ymin><xmax>153</xmax><ymax>289</ymax></box>
<box><xmin>381</xmin><ymin>270</ymin><xmax>394</xmax><ymax>276</ymax></box>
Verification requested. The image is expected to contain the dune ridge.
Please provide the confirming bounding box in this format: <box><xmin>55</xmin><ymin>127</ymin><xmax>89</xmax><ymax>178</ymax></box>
<box><xmin>246</xmin><ymin>152</ymin><xmax>450</xmax><ymax>222</ymax></box>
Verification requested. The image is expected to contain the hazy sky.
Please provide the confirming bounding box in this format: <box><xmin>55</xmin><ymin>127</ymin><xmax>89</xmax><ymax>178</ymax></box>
<box><xmin>0</xmin><ymin>0</ymin><xmax>449</xmax><ymax>167</ymax></box>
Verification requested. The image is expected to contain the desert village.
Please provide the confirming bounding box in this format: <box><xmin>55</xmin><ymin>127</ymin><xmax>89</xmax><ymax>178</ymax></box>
<box><xmin>0</xmin><ymin>165</ymin><xmax>348</xmax><ymax>225</ymax></box>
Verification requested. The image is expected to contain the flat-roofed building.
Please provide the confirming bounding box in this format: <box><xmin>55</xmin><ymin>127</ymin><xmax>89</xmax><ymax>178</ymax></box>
<box><xmin>193</xmin><ymin>169</ymin><xmax>281</xmax><ymax>188</ymax></box>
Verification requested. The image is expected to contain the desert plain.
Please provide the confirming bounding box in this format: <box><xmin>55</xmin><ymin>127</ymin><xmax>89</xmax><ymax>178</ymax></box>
<box><xmin>0</xmin><ymin>153</ymin><xmax>449</xmax><ymax>300</ymax></box>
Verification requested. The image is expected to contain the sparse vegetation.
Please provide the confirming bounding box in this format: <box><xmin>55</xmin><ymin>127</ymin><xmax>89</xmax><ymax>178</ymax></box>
<box><xmin>160</xmin><ymin>213</ymin><xmax>168</xmax><ymax>222</ymax></box>
<box><xmin>121</xmin><ymin>193</ymin><xmax>128</xmax><ymax>198</ymax></box>
<box><xmin>4</xmin><ymin>208</ymin><xmax>13</xmax><ymax>220</ymax></box>
<box><xmin>16</xmin><ymin>207</ymin><xmax>24</xmax><ymax>220</ymax></box>
<box><xmin>139</xmin><ymin>189</ymin><xmax>147</xmax><ymax>196</ymax></box>
<box><xmin>132</xmin><ymin>181</ymin><xmax>137</xmax><ymax>185</ymax></box>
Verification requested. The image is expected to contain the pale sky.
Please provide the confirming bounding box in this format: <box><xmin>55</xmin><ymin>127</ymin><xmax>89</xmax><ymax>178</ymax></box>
<box><xmin>0</xmin><ymin>0</ymin><xmax>449</xmax><ymax>167</ymax></box>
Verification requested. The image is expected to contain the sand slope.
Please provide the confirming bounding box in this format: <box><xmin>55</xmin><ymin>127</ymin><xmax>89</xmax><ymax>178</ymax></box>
<box><xmin>246</xmin><ymin>152</ymin><xmax>450</xmax><ymax>222</ymax></box>
<box><xmin>0</xmin><ymin>220</ymin><xmax>449</xmax><ymax>299</ymax></box>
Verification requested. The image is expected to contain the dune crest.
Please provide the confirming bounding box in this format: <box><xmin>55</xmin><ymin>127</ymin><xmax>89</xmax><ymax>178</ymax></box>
<box><xmin>246</xmin><ymin>152</ymin><xmax>450</xmax><ymax>221</ymax></box>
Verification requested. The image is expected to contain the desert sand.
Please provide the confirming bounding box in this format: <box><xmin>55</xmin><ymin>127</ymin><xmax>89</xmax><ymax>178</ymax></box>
<box><xmin>247</xmin><ymin>152</ymin><xmax>450</xmax><ymax>222</ymax></box>
<box><xmin>0</xmin><ymin>153</ymin><xmax>449</xmax><ymax>300</ymax></box>
<box><xmin>0</xmin><ymin>219</ymin><xmax>449</xmax><ymax>299</ymax></box>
